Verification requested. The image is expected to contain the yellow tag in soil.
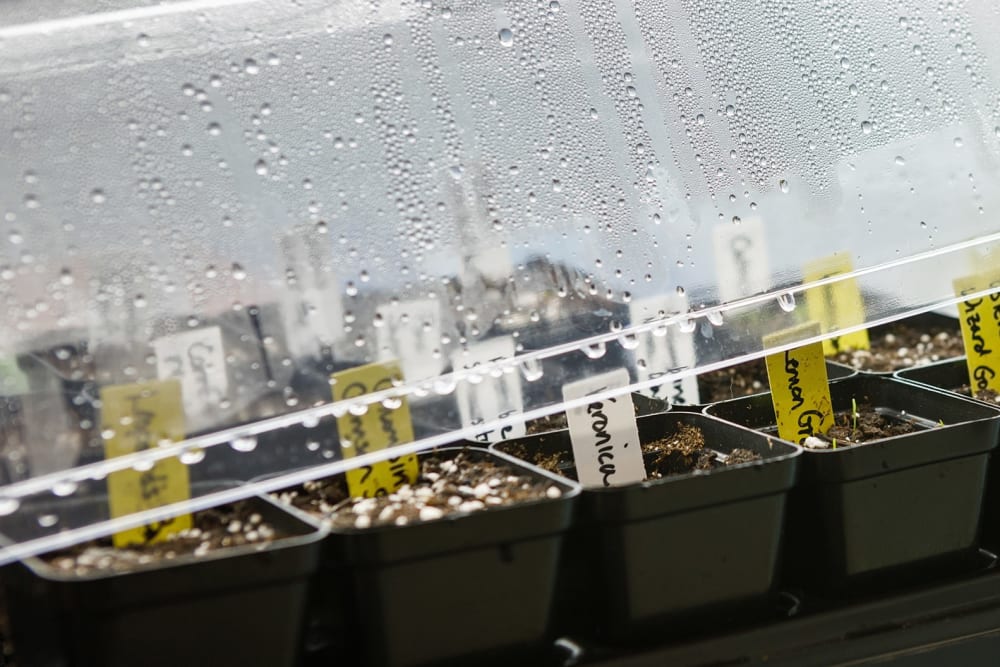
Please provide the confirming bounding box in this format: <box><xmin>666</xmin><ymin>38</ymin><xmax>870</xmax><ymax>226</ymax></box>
<box><xmin>954</xmin><ymin>273</ymin><xmax>1000</xmax><ymax>395</ymax></box>
<box><xmin>763</xmin><ymin>322</ymin><xmax>834</xmax><ymax>445</ymax></box>
<box><xmin>803</xmin><ymin>253</ymin><xmax>870</xmax><ymax>355</ymax></box>
<box><xmin>101</xmin><ymin>380</ymin><xmax>192</xmax><ymax>548</ymax></box>
<box><xmin>332</xmin><ymin>361</ymin><xmax>418</xmax><ymax>498</ymax></box>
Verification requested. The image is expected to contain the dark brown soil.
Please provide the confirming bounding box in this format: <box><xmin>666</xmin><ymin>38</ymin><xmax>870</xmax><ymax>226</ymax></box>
<box><xmin>830</xmin><ymin>322</ymin><xmax>964</xmax><ymax>372</ymax></box>
<box><xmin>956</xmin><ymin>385</ymin><xmax>1000</xmax><ymax>405</ymax></box>
<box><xmin>43</xmin><ymin>501</ymin><xmax>282</xmax><ymax>576</ymax></box>
<box><xmin>273</xmin><ymin>450</ymin><xmax>562</xmax><ymax>530</ymax></box>
<box><xmin>803</xmin><ymin>405</ymin><xmax>917</xmax><ymax>448</ymax></box>
<box><xmin>525</xmin><ymin>401</ymin><xmax>645</xmax><ymax>435</ymax></box>
<box><xmin>510</xmin><ymin>423</ymin><xmax>761</xmax><ymax>482</ymax></box>
<box><xmin>697</xmin><ymin>359</ymin><xmax>769</xmax><ymax>403</ymax></box>
<box><xmin>525</xmin><ymin>412</ymin><xmax>568</xmax><ymax>434</ymax></box>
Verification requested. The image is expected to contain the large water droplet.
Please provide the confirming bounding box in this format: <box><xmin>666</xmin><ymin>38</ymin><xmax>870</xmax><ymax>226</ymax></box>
<box><xmin>582</xmin><ymin>342</ymin><xmax>607</xmax><ymax>359</ymax></box>
<box><xmin>519</xmin><ymin>359</ymin><xmax>544</xmax><ymax>382</ymax></box>
<box><xmin>230</xmin><ymin>435</ymin><xmax>257</xmax><ymax>452</ymax></box>
<box><xmin>617</xmin><ymin>333</ymin><xmax>640</xmax><ymax>350</ymax></box>
<box><xmin>0</xmin><ymin>497</ymin><xmax>19</xmax><ymax>516</ymax></box>
<box><xmin>777</xmin><ymin>292</ymin><xmax>797</xmax><ymax>312</ymax></box>
<box><xmin>706</xmin><ymin>310</ymin><xmax>724</xmax><ymax>326</ymax></box>
<box><xmin>498</xmin><ymin>28</ymin><xmax>514</xmax><ymax>47</ymax></box>
<box><xmin>180</xmin><ymin>446</ymin><xmax>206</xmax><ymax>465</ymax></box>
<box><xmin>52</xmin><ymin>480</ymin><xmax>78</xmax><ymax>497</ymax></box>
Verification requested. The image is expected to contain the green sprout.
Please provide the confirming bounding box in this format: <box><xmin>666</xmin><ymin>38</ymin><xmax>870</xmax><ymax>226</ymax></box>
<box><xmin>938</xmin><ymin>419</ymin><xmax>945</xmax><ymax>427</ymax></box>
<box><xmin>831</xmin><ymin>438</ymin><xmax>837</xmax><ymax>450</ymax></box>
<box><xmin>851</xmin><ymin>397</ymin><xmax>859</xmax><ymax>434</ymax></box>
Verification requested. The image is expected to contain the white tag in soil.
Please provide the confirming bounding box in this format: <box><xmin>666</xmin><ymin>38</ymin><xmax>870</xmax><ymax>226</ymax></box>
<box><xmin>562</xmin><ymin>369</ymin><xmax>646</xmax><ymax>488</ymax></box>
<box><xmin>712</xmin><ymin>217</ymin><xmax>771</xmax><ymax>303</ymax></box>
<box><xmin>452</xmin><ymin>336</ymin><xmax>525</xmax><ymax>444</ymax></box>
<box><xmin>628</xmin><ymin>295</ymin><xmax>700</xmax><ymax>406</ymax></box>
<box><xmin>376</xmin><ymin>298</ymin><xmax>445</xmax><ymax>382</ymax></box>
<box><xmin>153</xmin><ymin>327</ymin><xmax>228</xmax><ymax>432</ymax></box>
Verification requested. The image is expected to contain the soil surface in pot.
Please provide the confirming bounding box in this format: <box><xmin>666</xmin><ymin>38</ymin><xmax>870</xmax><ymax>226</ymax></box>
<box><xmin>802</xmin><ymin>406</ymin><xmax>917</xmax><ymax>449</ymax></box>
<box><xmin>511</xmin><ymin>423</ymin><xmax>760</xmax><ymax>483</ymax></box>
<box><xmin>698</xmin><ymin>359</ymin><xmax>769</xmax><ymax>403</ymax></box>
<box><xmin>829</xmin><ymin>322</ymin><xmax>964</xmax><ymax>372</ymax></box>
<box><xmin>525</xmin><ymin>401</ymin><xmax>648</xmax><ymax>435</ymax></box>
<box><xmin>44</xmin><ymin>501</ymin><xmax>282</xmax><ymax>576</ymax></box>
<box><xmin>274</xmin><ymin>450</ymin><xmax>564</xmax><ymax>530</ymax></box>
<box><xmin>955</xmin><ymin>385</ymin><xmax>1000</xmax><ymax>405</ymax></box>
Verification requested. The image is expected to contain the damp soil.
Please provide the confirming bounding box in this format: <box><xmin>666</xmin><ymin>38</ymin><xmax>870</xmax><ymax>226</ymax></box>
<box><xmin>525</xmin><ymin>401</ymin><xmax>645</xmax><ymax>435</ymax></box>
<box><xmin>273</xmin><ymin>450</ymin><xmax>563</xmax><ymax>530</ymax></box>
<box><xmin>697</xmin><ymin>358</ymin><xmax>770</xmax><ymax>403</ymax></box>
<box><xmin>802</xmin><ymin>405</ymin><xmax>918</xmax><ymax>449</ymax></box>
<box><xmin>829</xmin><ymin>321</ymin><xmax>964</xmax><ymax>372</ymax></box>
<box><xmin>42</xmin><ymin>501</ymin><xmax>283</xmax><ymax>576</ymax></box>
<box><xmin>956</xmin><ymin>385</ymin><xmax>1000</xmax><ymax>405</ymax></box>
<box><xmin>510</xmin><ymin>423</ymin><xmax>761</xmax><ymax>483</ymax></box>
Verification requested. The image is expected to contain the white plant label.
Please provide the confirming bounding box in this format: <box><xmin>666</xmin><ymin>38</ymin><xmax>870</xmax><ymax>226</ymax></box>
<box><xmin>376</xmin><ymin>298</ymin><xmax>445</xmax><ymax>381</ymax></box>
<box><xmin>452</xmin><ymin>336</ymin><xmax>525</xmax><ymax>444</ymax></box>
<box><xmin>283</xmin><ymin>285</ymin><xmax>345</xmax><ymax>358</ymax></box>
<box><xmin>153</xmin><ymin>327</ymin><xmax>228</xmax><ymax>431</ymax></box>
<box><xmin>712</xmin><ymin>217</ymin><xmax>771</xmax><ymax>302</ymax></box>
<box><xmin>562</xmin><ymin>368</ymin><xmax>646</xmax><ymax>488</ymax></box>
<box><xmin>628</xmin><ymin>295</ymin><xmax>700</xmax><ymax>406</ymax></box>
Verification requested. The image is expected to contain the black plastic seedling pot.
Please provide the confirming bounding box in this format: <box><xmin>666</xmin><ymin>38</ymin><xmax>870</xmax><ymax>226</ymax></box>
<box><xmin>706</xmin><ymin>375</ymin><xmax>1000</xmax><ymax>592</ymax></box>
<box><xmin>494</xmin><ymin>412</ymin><xmax>800</xmax><ymax>642</ymax></box>
<box><xmin>277</xmin><ymin>447</ymin><xmax>579</xmax><ymax>667</ymax></box>
<box><xmin>895</xmin><ymin>357</ymin><xmax>1000</xmax><ymax>552</ymax></box>
<box><xmin>0</xmin><ymin>494</ymin><xmax>324</xmax><ymax>667</ymax></box>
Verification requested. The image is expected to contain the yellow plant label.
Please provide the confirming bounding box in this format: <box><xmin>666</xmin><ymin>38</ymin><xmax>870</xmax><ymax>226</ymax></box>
<box><xmin>954</xmin><ymin>273</ymin><xmax>1000</xmax><ymax>395</ymax></box>
<box><xmin>102</xmin><ymin>380</ymin><xmax>192</xmax><ymax>548</ymax></box>
<box><xmin>332</xmin><ymin>361</ymin><xmax>418</xmax><ymax>498</ymax></box>
<box><xmin>763</xmin><ymin>322</ymin><xmax>834</xmax><ymax>445</ymax></box>
<box><xmin>803</xmin><ymin>253</ymin><xmax>870</xmax><ymax>355</ymax></box>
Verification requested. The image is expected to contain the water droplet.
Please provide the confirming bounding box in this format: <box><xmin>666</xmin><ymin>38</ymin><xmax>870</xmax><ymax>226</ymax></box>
<box><xmin>498</xmin><ymin>28</ymin><xmax>514</xmax><ymax>47</ymax></box>
<box><xmin>38</xmin><ymin>514</ymin><xmax>58</xmax><ymax>528</ymax></box>
<box><xmin>779</xmin><ymin>179</ymin><xmax>790</xmax><ymax>193</ymax></box>
<box><xmin>0</xmin><ymin>498</ymin><xmax>19</xmax><ymax>516</ymax></box>
<box><xmin>678</xmin><ymin>317</ymin><xmax>697</xmax><ymax>334</ymax></box>
<box><xmin>618</xmin><ymin>333</ymin><xmax>639</xmax><ymax>350</ymax></box>
<box><xmin>954</xmin><ymin>136</ymin><xmax>964</xmax><ymax>148</ymax></box>
<box><xmin>231</xmin><ymin>263</ymin><xmax>246</xmax><ymax>280</ymax></box>
<box><xmin>180</xmin><ymin>446</ymin><xmax>206</xmax><ymax>465</ymax></box>
<box><xmin>207</xmin><ymin>122</ymin><xmax>222</xmax><ymax>136</ymax></box>
<box><xmin>433</xmin><ymin>377</ymin><xmax>457</xmax><ymax>395</ymax></box>
<box><xmin>582</xmin><ymin>342</ymin><xmax>607</xmax><ymax>359</ymax></box>
<box><xmin>255</xmin><ymin>159</ymin><xmax>269</xmax><ymax>176</ymax></box>
<box><xmin>777</xmin><ymin>292</ymin><xmax>797</xmax><ymax>312</ymax></box>
<box><xmin>230</xmin><ymin>435</ymin><xmax>257</xmax><ymax>452</ymax></box>
<box><xmin>895</xmin><ymin>155</ymin><xmax>906</xmax><ymax>166</ymax></box>
<box><xmin>136</xmin><ymin>33</ymin><xmax>150</xmax><ymax>47</ymax></box>
<box><xmin>133</xmin><ymin>294</ymin><xmax>147</xmax><ymax>308</ymax></box>
<box><xmin>861</xmin><ymin>120</ymin><xmax>873</xmax><ymax>135</ymax></box>
<box><xmin>732</xmin><ymin>215</ymin><xmax>741</xmax><ymax>225</ymax></box>
<box><xmin>519</xmin><ymin>359</ymin><xmax>544</xmax><ymax>382</ymax></box>
<box><xmin>706</xmin><ymin>310</ymin><xmax>724</xmax><ymax>326</ymax></box>
<box><xmin>383</xmin><ymin>33</ymin><xmax>394</xmax><ymax>46</ymax></box>
<box><xmin>52</xmin><ymin>480</ymin><xmax>77</xmax><ymax>497</ymax></box>
<box><xmin>244</xmin><ymin>59</ymin><xmax>260</xmax><ymax>75</ymax></box>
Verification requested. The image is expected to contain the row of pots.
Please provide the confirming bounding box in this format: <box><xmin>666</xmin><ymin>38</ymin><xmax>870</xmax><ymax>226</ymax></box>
<box><xmin>2</xmin><ymin>355</ymin><xmax>997</xmax><ymax>667</ymax></box>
